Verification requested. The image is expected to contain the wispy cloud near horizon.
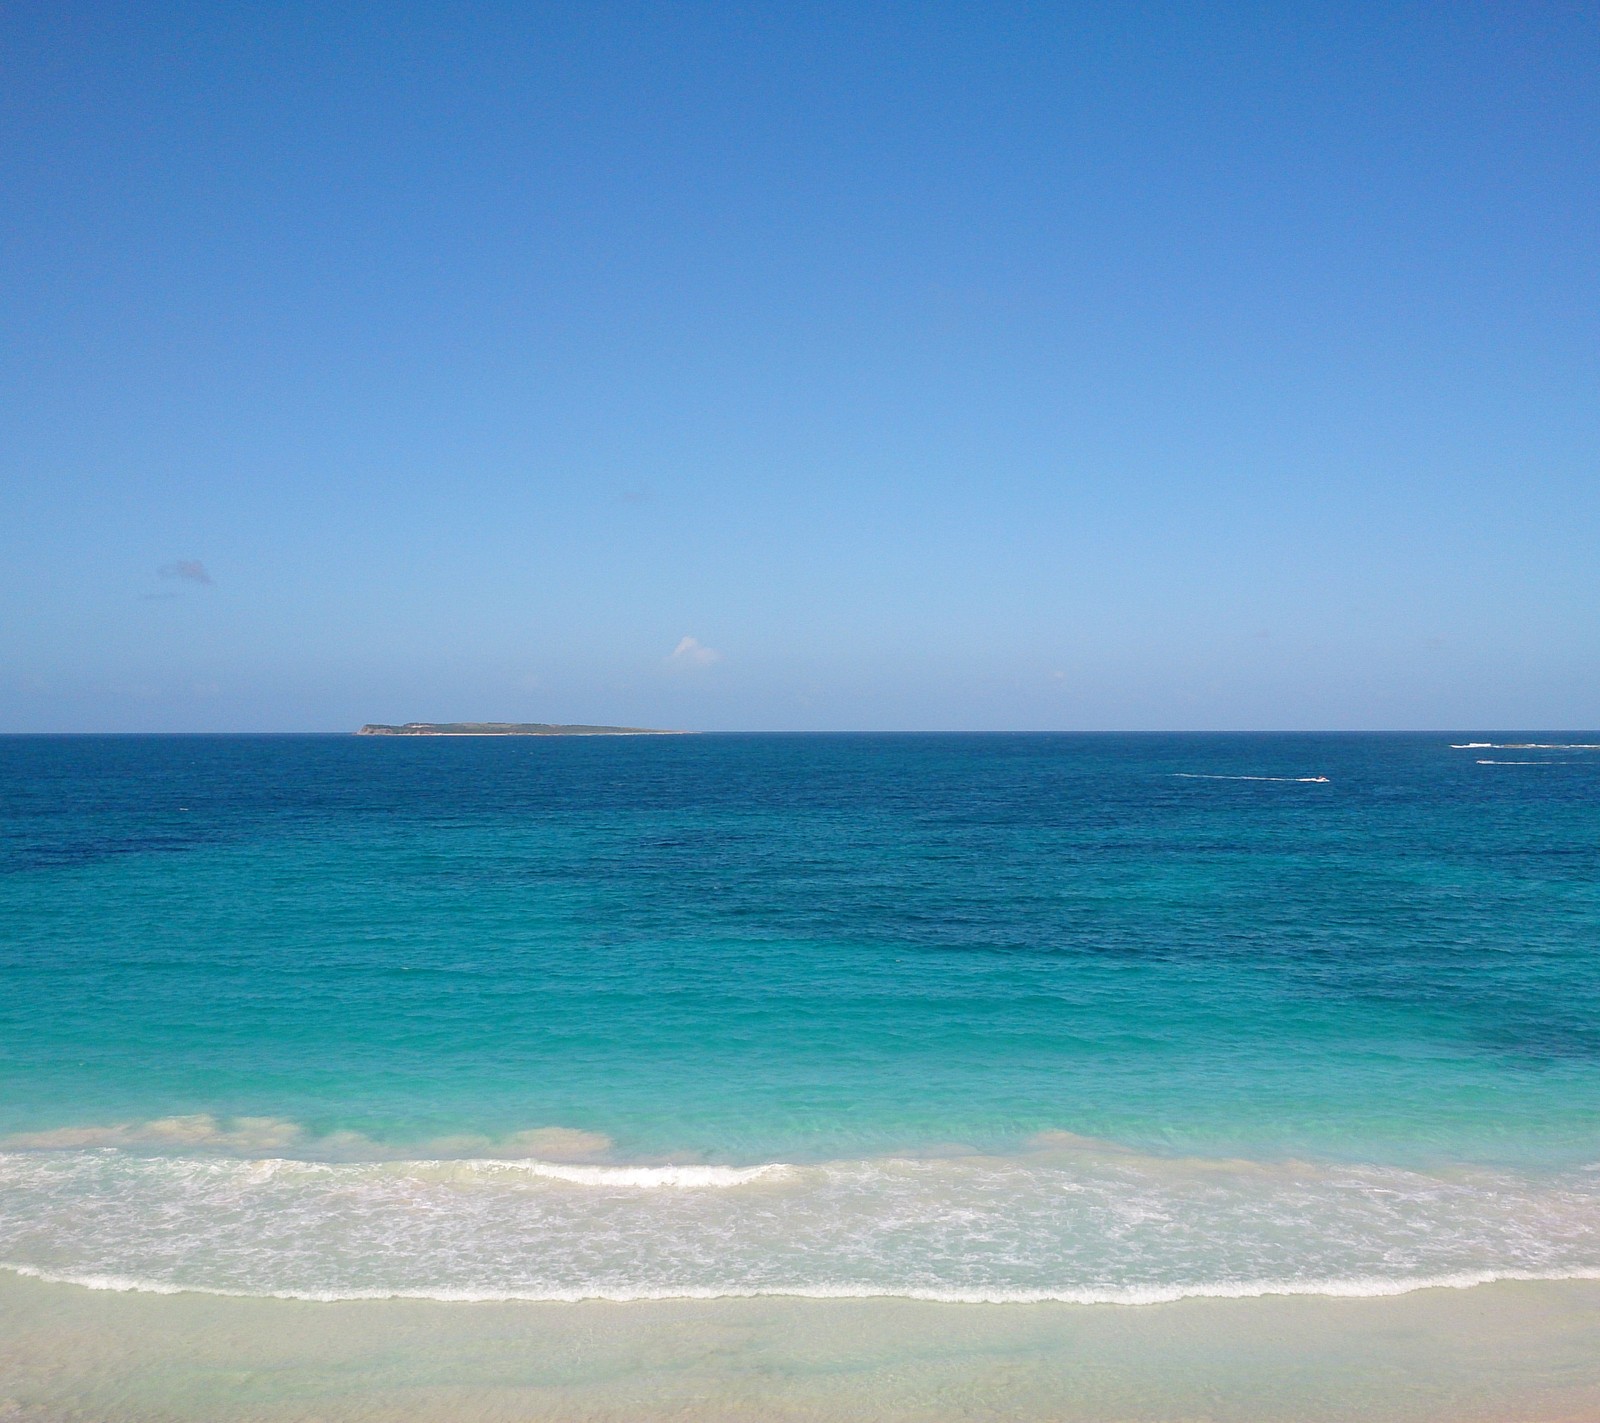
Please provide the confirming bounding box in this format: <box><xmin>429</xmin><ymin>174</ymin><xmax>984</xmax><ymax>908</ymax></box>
<box><xmin>159</xmin><ymin>560</ymin><xmax>212</xmax><ymax>586</ymax></box>
<box><xmin>667</xmin><ymin>636</ymin><xmax>721</xmax><ymax>669</ymax></box>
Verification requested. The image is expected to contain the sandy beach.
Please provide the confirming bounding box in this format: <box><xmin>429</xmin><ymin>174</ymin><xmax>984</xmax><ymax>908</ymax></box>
<box><xmin>3</xmin><ymin>1273</ymin><xmax>1600</xmax><ymax>1421</ymax></box>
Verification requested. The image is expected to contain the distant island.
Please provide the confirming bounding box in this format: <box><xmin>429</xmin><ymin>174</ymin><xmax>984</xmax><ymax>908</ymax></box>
<box><xmin>358</xmin><ymin>722</ymin><xmax>685</xmax><ymax>736</ymax></box>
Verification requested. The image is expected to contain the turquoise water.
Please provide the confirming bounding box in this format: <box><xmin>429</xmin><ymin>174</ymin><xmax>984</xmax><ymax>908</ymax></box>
<box><xmin>3</xmin><ymin>732</ymin><xmax>1600</xmax><ymax>1302</ymax></box>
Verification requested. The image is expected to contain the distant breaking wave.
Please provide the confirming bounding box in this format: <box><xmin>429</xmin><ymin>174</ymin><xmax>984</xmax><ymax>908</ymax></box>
<box><xmin>1451</xmin><ymin>743</ymin><xmax>1600</xmax><ymax>751</ymax></box>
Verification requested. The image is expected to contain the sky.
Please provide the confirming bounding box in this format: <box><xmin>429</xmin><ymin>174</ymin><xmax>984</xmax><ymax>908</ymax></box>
<box><xmin>2</xmin><ymin>1</ymin><xmax>1596</xmax><ymax>732</ymax></box>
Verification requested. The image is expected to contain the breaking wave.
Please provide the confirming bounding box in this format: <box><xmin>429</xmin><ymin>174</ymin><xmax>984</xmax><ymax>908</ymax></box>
<box><xmin>505</xmin><ymin>1161</ymin><xmax>789</xmax><ymax>1188</ymax></box>
<box><xmin>4</xmin><ymin>1125</ymin><xmax>1599</xmax><ymax>1306</ymax></box>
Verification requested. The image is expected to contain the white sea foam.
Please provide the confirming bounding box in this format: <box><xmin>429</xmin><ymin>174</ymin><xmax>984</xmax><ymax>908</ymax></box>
<box><xmin>499</xmin><ymin>1161</ymin><xmax>789</xmax><ymax>1188</ymax></box>
<box><xmin>4</xmin><ymin>1139</ymin><xmax>1598</xmax><ymax>1307</ymax></box>
<box><xmin>8</xmin><ymin>1260</ymin><xmax>1600</xmax><ymax>1307</ymax></box>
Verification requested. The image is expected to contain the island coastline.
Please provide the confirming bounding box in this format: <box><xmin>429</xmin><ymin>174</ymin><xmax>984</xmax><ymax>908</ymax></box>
<box><xmin>357</xmin><ymin>723</ymin><xmax>688</xmax><ymax>737</ymax></box>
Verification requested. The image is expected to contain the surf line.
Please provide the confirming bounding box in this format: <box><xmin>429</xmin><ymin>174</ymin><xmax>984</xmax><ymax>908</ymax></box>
<box><xmin>1452</xmin><ymin>743</ymin><xmax>1600</xmax><ymax>750</ymax></box>
<box><xmin>8</xmin><ymin>1261</ymin><xmax>1600</xmax><ymax>1306</ymax></box>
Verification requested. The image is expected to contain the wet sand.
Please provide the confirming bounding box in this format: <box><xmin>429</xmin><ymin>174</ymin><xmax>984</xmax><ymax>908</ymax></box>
<box><xmin>2</xmin><ymin>1273</ymin><xmax>1599</xmax><ymax>1420</ymax></box>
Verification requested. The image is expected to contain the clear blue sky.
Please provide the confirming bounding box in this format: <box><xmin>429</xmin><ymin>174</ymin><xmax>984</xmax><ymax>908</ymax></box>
<box><xmin>3</xmin><ymin>2</ymin><xmax>1596</xmax><ymax>731</ymax></box>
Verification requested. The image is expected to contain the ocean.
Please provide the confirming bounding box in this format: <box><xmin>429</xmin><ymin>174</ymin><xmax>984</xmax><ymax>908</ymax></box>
<box><xmin>3</xmin><ymin>731</ymin><xmax>1599</xmax><ymax>1313</ymax></box>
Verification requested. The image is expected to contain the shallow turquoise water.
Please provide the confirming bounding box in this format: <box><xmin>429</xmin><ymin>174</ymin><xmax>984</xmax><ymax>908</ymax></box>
<box><xmin>2</xmin><ymin>733</ymin><xmax>1599</xmax><ymax>1301</ymax></box>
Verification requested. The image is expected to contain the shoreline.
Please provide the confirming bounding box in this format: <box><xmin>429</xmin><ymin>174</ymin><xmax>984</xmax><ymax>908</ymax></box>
<box><xmin>3</xmin><ymin>1272</ymin><xmax>1599</xmax><ymax>1421</ymax></box>
<box><xmin>10</xmin><ymin>1259</ymin><xmax>1600</xmax><ymax>1307</ymax></box>
<box><xmin>354</xmin><ymin>730</ymin><xmax>694</xmax><ymax>736</ymax></box>
<box><xmin>356</xmin><ymin>723</ymin><xmax>691</xmax><ymax>736</ymax></box>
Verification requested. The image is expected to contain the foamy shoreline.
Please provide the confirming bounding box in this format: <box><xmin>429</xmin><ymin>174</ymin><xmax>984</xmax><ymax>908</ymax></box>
<box><xmin>12</xmin><ymin>1259</ymin><xmax>1600</xmax><ymax>1307</ymax></box>
<box><xmin>9</xmin><ymin>1129</ymin><xmax>1599</xmax><ymax>1307</ymax></box>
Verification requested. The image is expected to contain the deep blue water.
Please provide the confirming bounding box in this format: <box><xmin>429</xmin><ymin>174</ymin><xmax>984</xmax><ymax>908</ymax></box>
<box><xmin>2</xmin><ymin>733</ymin><xmax>1598</xmax><ymax>1301</ymax></box>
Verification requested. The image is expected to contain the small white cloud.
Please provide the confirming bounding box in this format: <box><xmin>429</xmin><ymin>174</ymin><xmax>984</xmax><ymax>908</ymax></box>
<box><xmin>667</xmin><ymin>635</ymin><xmax>722</xmax><ymax>669</ymax></box>
<box><xmin>160</xmin><ymin>560</ymin><xmax>213</xmax><ymax>586</ymax></box>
